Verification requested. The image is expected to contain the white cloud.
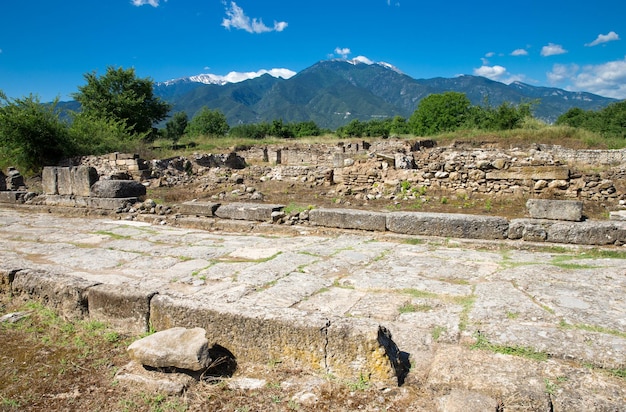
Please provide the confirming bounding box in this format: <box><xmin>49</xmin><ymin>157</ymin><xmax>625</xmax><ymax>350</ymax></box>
<box><xmin>474</xmin><ymin>65</ymin><xmax>507</xmax><ymax>80</ymax></box>
<box><xmin>335</xmin><ymin>47</ymin><xmax>351</xmax><ymax>59</ymax></box>
<box><xmin>510</xmin><ymin>48</ymin><xmax>528</xmax><ymax>56</ymax></box>
<box><xmin>473</xmin><ymin>65</ymin><xmax>525</xmax><ymax>84</ymax></box>
<box><xmin>586</xmin><ymin>31</ymin><xmax>620</xmax><ymax>47</ymax></box>
<box><xmin>541</xmin><ymin>43</ymin><xmax>567</xmax><ymax>57</ymax></box>
<box><xmin>547</xmin><ymin>58</ymin><xmax>626</xmax><ymax>98</ymax></box>
<box><xmin>131</xmin><ymin>0</ymin><xmax>163</xmax><ymax>7</ymax></box>
<box><xmin>221</xmin><ymin>2</ymin><xmax>288</xmax><ymax>34</ymax></box>
<box><xmin>547</xmin><ymin>63</ymin><xmax>579</xmax><ymax>83</ymax></box>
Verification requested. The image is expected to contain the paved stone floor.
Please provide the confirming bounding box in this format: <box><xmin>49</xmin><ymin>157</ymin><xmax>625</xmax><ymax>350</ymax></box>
<box><xmin>1</xmin><ymin>208</ymin><xmax>625</xmax><ymax>409</ymax></box>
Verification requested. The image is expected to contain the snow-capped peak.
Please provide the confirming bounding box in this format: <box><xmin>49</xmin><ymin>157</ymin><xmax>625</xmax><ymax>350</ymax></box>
<box><xmin>161</xmin><ymin>68</ymin><xmax>296</xmax><ymax>86</ymax></box>
<box><xmin>344</xmin><ymin>56</ymin><xmax>403</xmax><ymax>74</ymax></box>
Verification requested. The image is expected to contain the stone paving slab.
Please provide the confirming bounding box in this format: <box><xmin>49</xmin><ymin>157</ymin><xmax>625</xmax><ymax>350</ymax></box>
<box><xmin>1</xmin><ymin>207</ymin><xmax>625</xmax><ymax>407</ymax></box>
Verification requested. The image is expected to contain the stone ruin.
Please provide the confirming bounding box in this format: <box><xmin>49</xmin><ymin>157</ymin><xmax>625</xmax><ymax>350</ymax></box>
<box><xmin>2</xmin><ymin>141</ymin><xmax>626</xmax><ymax>245</ymax></box>
<box><xmin>0</xmin><ymin>167</ymin><xmax>30</xmax><ymax>204</ymax></box>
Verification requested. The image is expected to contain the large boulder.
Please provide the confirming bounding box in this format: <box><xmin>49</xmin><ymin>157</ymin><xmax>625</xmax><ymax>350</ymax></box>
<box><xmin>127</xmin><ymin>327</ymin><xmax>212</xmax><ymax>371</ymax></box>
<box><xmin>90</xmin><ymin>179</ymin><xmax>146</xmax><ymax>198</ymax></box>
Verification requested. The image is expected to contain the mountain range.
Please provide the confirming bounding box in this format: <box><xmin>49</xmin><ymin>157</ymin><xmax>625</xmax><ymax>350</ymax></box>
<box><xmin>63</xmin><ymin>58</ymin><xmax>611</xmax><ymax>131</ymax></box>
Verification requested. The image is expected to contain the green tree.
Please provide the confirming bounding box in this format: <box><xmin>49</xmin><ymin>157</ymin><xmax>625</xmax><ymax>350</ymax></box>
<box><xmin>0</xmin><ymin>91</ymin><xmax>71</xmax><ymax>173</ymax></box>
<box><xmin>163</xmin><ymin>111</ymin><xmax>188</xmax><ymax>144</ymax></box>
<box><xmin>269</xmin><ymin>119</ymin><xmax>294</xmax><ymax>138</ymax></box>
<box><xmin>556</xmin><ymin>107</ymin><xmax>592</xmax><ymax>128</ymax></box>
<box><xmin>364</xmin><ymin>118</ymin><xmax>390</xmax><ymax>138</ymax></box>
<box><xmin>409</xmin><ymin>92</ymin><xmax>472</xmax><ymax>136</ymax></box>
<box><xmin>72</xmin><ymin>66</ymin><xmax>170</xmax><ymax>139</ymax></box>
<box><xmin>556</xmin><ymin>101</ymin><xmax>626</xmax><ymax>138</ymax></box>
<box><xmin>389</xmin><ymin>115</ymin><xmax>409</xmax><ymax>135</ymax></box>
<box><xmin>337</xmin><ymin>119</ymin><xmax>366</xmax><ymax>138</ymax></box>
<box><xmin>229</xmin><ymin>123</ymin><xmax>266</xmax><ymax>139</ymax></box>
<box><xmin>186</xmin><ymin>107</ymin><xmax>229</xmax><ymax>137</ymax></box>
<box><xmin>68</xmin><ymin>112</ymin><xmax>134</xmax><ymax>155</ymax></box>
<box><xmin>291</xmin><ymin>120</ymin><xmax>321</xmax><ymax>137</ymax></box>
<box><xmin>598</xmin><ymin>101</ymin><xmax>626</xmax><ymax>138</ymax></box>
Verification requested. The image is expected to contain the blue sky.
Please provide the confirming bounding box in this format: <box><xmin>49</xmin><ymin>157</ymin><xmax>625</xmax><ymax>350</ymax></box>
<box><xmin>1</xmin><ymin>0</ymin><xmax>625</xmax><ymax>102</ymax></box>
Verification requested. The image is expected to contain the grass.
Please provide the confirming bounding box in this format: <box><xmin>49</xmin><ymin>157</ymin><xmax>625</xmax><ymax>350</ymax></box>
<box><xmin>558</xmin><ymin>320</ymin><xmax>626</xmax><ymax>339</ymax></box>
<box><xmin>93</xmin><ymin>230</ymin><xmax>131</xmax><ymax>240</ymax></box>
<box><xmin>217</xmin><ymin>251</ymin><xmax>282</xmax><ymax>263</ymax></box>
<box><xmin>431</xmin><ymin>326</ymin><xmax>446</xmax><ymax>341</ymax></box>
<box><xmin>283</xmin><ymin>202</ymin><xmax>314</xmax><ymax>214</ymax></box>
<box><xmin>471</xmin><ymin>332</ymin><xmax>548</xmax><ymax>362</ymax></box>
<box><xmin>398</xmin><ymin>302</ymin><xmax>433</xmax><ymax>314</ymax></box>
<box><xmin>402</xmin><ymin>238</ymin><xmax>425</xmax><ymax>245</ymax></box>
<box><xmin>397</xmin><ymin>288</ymin><xmax>475</xmax><ymax>331</ymax></box>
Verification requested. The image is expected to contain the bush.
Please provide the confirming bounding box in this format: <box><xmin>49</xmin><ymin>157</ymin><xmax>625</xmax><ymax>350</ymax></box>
<box><xmin>0</xmin><ymin>92</ymin><xmax>71</xmax><ymax>173</ymax></box>
<box><xmin>186</xmin><ymin>107</ymin><xmax>229</xmax><ymax>137</ymax></box>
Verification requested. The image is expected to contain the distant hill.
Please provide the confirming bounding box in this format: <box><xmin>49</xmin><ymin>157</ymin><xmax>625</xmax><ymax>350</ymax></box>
<box><xmin>63</xmin><ymin>59</ymin><xmax>620</xmax><ymax>131</ymax></box>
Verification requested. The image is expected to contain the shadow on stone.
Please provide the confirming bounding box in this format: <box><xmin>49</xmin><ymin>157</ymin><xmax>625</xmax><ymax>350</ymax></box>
<box><xmin>203</xmin><ymin>344</ymin><xmax>238</xmax><ymax>381</ymax></box>
<box><xmin>142</xmin><ymin>343</ymin><xmax>237</xmax><ymax>383</ymax></box>
<box><xmin>377</xmin><ymin>326</ymin><xmax>411</xmax><ymax>386</ymax></box>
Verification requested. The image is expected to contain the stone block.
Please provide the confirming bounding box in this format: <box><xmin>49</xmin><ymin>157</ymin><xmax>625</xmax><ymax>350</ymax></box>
<box><xmin>178</xmin><ymin>201</ymin><xmax>221</xmax><ymax>217</ymax></box>
<box><xmin>214</xmin><ymin>202</ymin><xmax>284</xmax><ymax>221</ymax></box>
<box><xmin>90</xmin><ymin>180</ymin><xmax>147</xmax><ymax>198</ymax></box>
<box><xmin>88</xmin><ymin>284</ymin><xmax>157</xmax><ymax>334</ymax></box>
<box><xmin>57</xmin><ymin>167</ymin><xmax>73</xmax><ymax>195</ymax></box>
<box><xmin>0</xmin><ymin>191</ymin><xmax>26</xmax><ymax>204</ymax></box>
<box><xmin>510</xmin><ymin>218</ymin><xmax>626</xmax><ymax>245</ymax></box>
<box><xmin>386</xmin><ymin>212</ymin><xmax>509</xmax><ymax>240</ymax></box>
<box><xmin>114</xmin><ymin>361</ymin><xmax>193</xmax><ymax>395</ymax></box>
<box><xmin>71</xmin><ymin>166</ymin><xmax>99</xmax><ymax>197</ymax></box>
<box><xmin>5</xmin><ymin>168</ymin><xmax>25</xmax><ymax>189</ymax></box>
<box><xmin>86</xmin><ymin>197</ymin><xmax>137</xmax><ymax>210</ymax></box>
<box><xmin>42</xmin><ymin>167</ymin><xmax>58</xmax><ymax>194</ymax></box>
<box><xmin>309</xmin><ymin>208</ymin><xmax>387</xmax><ymax>232</ymax></box>
<box><xmin>127</xmin><ymin>327</ymin><xmax>211</xmax><ymax>370</ymax></box>
<box><xmin>149</xmin><ymin>294</ymin><xmax>397</xmax><ymax>382</ymax></box>
<box><xmin>526</xmin><ymin>199</ymin><xmax>583</xmax><ymax>222</ymax></box>
<box><xmin>11</xmin><ymin>269</ymin><xmax>99</xmax><ymax>320</ymax></box>
<box><xmin>547</xmin><ymin>221</ymin><xmax>626</xmax><ymax>245</ymax></box>
<box><xmin>508</xmin><ymin>219</ymin><xmax>552</xmax><ymax>241</ymax></box>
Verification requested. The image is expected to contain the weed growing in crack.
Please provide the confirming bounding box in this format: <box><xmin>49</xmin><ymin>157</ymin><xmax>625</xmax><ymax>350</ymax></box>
<box><xmin>471</xmin><ymin>332</ymin><xmax>548</xmax><ymax>361</ymax></box>
<box><xmin>432</xmin><ymin>326</ymin><xmax>446</xmax><ymax>341</ymax></box>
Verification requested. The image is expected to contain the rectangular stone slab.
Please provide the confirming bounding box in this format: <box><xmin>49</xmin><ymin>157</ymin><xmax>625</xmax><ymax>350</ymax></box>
<box><xmin>386</xmin><ymin>212</ymin><xmax>509</xmax><ymax>239</ymax></box>
<box><xmin>309</xmin><ymin>208</ymin><xmax>387</xmax><ymax>232</ymax></box>
<box><xmin>88</xmin><ymin>284</ymin><xmax>157</xmax><ymax>334</ymax></box>
<box><xmin>526</xmin><ymin>199</ymin><xmax>583</xmax><ymax>221</ymax></box>
<box><xmin>214</xmin><ymin>202</ymin><xmax>284</xmax><ymax>221</ymax></box>
<box><xmin>178</xmin><ymin>201</ymin><xmax>221</xmax><ymax>217</ymax></box>
<box><xmin>11</xmin><ymin>269</ymin><xmax>99</xmax><ymax>320</ymax></box>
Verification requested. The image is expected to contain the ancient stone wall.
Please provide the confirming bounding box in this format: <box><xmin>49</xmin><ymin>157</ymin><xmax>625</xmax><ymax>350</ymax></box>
<box><xmin>76</xmin><ymin>142</ymin><xmax>626</xmax><ymax>204</ymax></box>
<box><xmin>77</xmin><ymin>152</ymin><xmax>150</xmax><ymax>180</ymax></box>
